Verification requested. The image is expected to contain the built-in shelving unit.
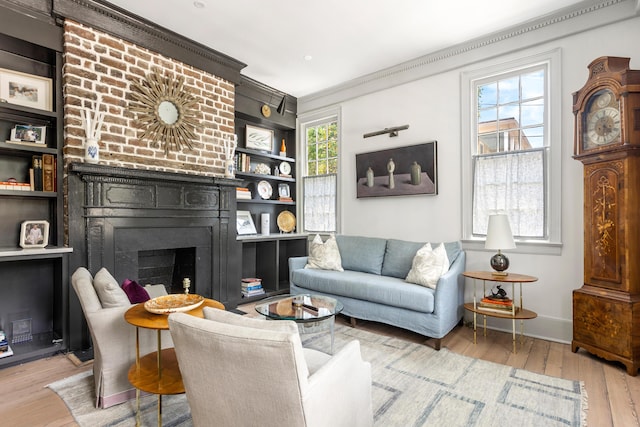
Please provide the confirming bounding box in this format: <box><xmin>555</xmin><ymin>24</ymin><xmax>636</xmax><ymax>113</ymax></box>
<box><xmin>233</xmin><ymin>77</ymin><xmax>306</xmax><ymax>302</ymax></box>
<box><xmin>237</xmin><ymin>233</ymin><xmax>308</xmax><ymax>301</ymax></box>
<box><xmin>0</xmin><ymin>10</ymin><xmax>69</xmax><ymax>368</ymax></box>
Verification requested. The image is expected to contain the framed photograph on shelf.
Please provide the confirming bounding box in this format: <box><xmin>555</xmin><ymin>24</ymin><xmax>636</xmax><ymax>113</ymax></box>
<box><xmin>278</xmin><ymin>183</ymin><xmax>290</xmax><ymax>198</ymax></box>
<box><xmin>236</xmin><ymin>210</ymin><xmax>257</xmax><ymax>235</ymax></box>
<box><xmin>245</xmin><ymin>124</ymin><xmax>274</xmax><ymax>152</ymax></box>
<box><xmin>19</xmin><ymin>220</ymin><xmax>49</xmax><ymax>249</ymax></box>
<box><xmin>10</xmin><ymin>124</ymin><xmax>46</xmax><ymax>144</ymax></box>
<box><xmin>0</xmin><ymin>68</ymin><xmax>52</xmax><ymax>111</ymax></box>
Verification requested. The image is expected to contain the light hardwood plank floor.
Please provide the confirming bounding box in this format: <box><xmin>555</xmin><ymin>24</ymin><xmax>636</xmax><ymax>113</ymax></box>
<box><xmin>0</xmin><ymin>312</ymin><xmax>638</xmax><ymax>426</ymax></box>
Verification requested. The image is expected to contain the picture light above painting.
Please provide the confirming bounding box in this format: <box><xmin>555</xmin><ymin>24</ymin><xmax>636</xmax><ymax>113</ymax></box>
<box><xmin>355</xmin><ymin>141</ymin><xmax>437</xmax><ymax>198</ymax></box>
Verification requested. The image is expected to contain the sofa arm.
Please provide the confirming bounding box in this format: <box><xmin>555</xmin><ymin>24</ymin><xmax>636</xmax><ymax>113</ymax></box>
<box><xmin>289</xmin><ymin>256</ymin><xmax>308</xmax><ymax>284</ymax></box>
<box><xmin>433</xmin><ymin>251</ymin><xmax>466</xmax><ymax>317</ymax></box>
<box><xmin>303</xmin><ymin>340</ymin><xmax>373</xmax><ymax>427</ymax></box>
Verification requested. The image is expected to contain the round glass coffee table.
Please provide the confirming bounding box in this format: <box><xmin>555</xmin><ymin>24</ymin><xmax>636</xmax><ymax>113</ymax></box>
<box><xmin>254</xmin><ymin>294</ymin><xmax>343</xmax><ymax>353</ymax></box>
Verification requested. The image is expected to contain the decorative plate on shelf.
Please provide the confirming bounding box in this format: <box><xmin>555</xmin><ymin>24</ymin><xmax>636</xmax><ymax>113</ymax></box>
<box><xmin>144</xmin><ymin>294</ymin><xmax>205</xmax><ymax>314</ymax></box>
<box><xmin>277</xmin><ymin>210</ymin><xmax>296</xmax><ymax>232</ymax></box>
<box><xmin>257</xmin><ymin>180</ymin><xmax>273</xmax><ymax>199</ymax></box>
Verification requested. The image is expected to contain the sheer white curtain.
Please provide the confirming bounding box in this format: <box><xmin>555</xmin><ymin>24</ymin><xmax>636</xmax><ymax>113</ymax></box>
<box><xmin>472</xmin><ymin>149</ymin><xmax>545</xmax><ymax>238</ymax></box>
<box><xmin>303</xmin><ymin>174</ymin><xmax>337</xmax><ymax>233</ymax></box>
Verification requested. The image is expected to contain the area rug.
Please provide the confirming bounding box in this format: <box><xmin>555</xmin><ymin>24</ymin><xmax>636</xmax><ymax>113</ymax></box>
<box><xmin>49</xmin><ymin>324</ymin><xmax>586</xmax><ymax>426</ymax></box>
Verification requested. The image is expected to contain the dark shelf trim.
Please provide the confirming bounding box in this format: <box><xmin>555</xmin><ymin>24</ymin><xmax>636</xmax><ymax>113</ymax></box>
<box><xmin>0</xmin><ymin>141</ymin><xmax>58</xmax><ymax>155</ymax></box>
<box><xmin>237</xmin><ymin>199</ymin><xmax>295</xmax><ymax>205</ymax></box>
<box><xmin>235</xmin><ymin>172</ymin><xmax>295</xmax><ymax>183</ymax></box>
<box><xmin>0</xmin><ymin>189</ymin><xmax>58</xmax><ymax>198</ymax></box>
<box><xmin>235</xmin><ymin>147</ymin><xmax>295</xmax><ymax>163</ymax></box>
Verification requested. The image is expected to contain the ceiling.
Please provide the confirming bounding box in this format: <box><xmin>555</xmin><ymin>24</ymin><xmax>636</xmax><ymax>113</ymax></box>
<box><xmin>104</xmin><ymin>0</ymin><xmax>588</xmax><ymax>98</ymax></box>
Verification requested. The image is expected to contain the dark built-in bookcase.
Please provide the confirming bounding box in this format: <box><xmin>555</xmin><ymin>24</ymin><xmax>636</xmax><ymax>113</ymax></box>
<box><xmin>233</xmin><ymin>79</ymin><xmax>307</xmax><ymax>302</ymax></box>
<box><xmin>0</xmin><ymin>11</ymin><xmax>70</xmax><ymax>368</ymax></box>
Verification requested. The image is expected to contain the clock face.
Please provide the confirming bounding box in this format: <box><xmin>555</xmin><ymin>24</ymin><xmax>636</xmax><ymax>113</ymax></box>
<box><xmin>583</xmin><ymin>89</ymin><xmax>621</xmax><ymax>149</ymax></box>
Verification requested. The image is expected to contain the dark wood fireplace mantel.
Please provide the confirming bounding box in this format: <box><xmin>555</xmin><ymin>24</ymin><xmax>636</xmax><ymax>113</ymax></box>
<box><xmin>67</xmin><ymin>162</ymin><xmax>241</xmax><ymax>350</ymax></box>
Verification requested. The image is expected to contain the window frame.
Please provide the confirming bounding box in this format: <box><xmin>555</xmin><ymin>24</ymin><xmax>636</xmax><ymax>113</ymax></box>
<box><xmin>297</xmin><ymin>107</ymin><xmax>342</xmax><ymax>234</ymax></box>
<box><xmin>461</xmin><ymin>49</ymin><xmax>562</xmax><ymax>255</ymax></box>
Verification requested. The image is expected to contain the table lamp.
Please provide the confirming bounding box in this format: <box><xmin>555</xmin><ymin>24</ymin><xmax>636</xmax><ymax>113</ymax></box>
<box><xmin>485</xmin><ymin>214</ymin><xmax>516</xmax><ymax>276</ymax></box>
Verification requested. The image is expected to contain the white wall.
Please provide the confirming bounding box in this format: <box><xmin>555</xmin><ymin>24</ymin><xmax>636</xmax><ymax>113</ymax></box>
<box><xmin>298</xmin><ymin>5</ymin><xmax>640</xmax><ymax>343</ymax></box>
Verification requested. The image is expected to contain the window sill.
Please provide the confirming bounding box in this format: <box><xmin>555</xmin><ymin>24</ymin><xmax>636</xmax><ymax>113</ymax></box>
<box><xmin>461</xmin><ymin>239</ymin><xmax>562</xmax><ymax>256</ymax></box>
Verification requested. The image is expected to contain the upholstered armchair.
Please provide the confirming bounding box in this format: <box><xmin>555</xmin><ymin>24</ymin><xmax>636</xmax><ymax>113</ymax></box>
<box><xmin>168</xmin><ymin>307</ymin><xmax>373</xmax><ymax>427</ymax></box>
<box><xmin>71</xmin><ymin>267</ymin><xmax>173</xmax><ymax>408</ymax></box>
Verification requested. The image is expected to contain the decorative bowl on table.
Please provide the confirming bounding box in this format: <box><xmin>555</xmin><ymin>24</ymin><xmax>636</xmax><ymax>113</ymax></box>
<box><xmin>144</xmin><ymin>294</ymin><xmax>205</xmax><ymax>314</ymax></box>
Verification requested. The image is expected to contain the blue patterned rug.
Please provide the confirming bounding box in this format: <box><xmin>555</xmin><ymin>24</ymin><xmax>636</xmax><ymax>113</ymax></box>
<box><xmin>49</xmin><ymin>324</ymin><xmax>586</xmax><ymax>426</ymax></box>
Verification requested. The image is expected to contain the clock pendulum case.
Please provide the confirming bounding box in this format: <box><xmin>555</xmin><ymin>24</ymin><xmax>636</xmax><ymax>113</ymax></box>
<box><xmin>572</xmin><ymin>56</ymin><xmax>640</xmax><ymax>376</ymax></box>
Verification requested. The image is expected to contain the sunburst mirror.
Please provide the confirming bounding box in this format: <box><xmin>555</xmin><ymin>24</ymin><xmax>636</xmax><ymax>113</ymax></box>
<box><xmin>129</xmin><ymin>69</ymin><xmax>199</xmax><ymax>155</ymax></box>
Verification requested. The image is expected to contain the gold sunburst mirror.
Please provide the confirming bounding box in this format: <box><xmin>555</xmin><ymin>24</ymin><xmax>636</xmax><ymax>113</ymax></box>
<box><xmin>129</xmin><ymin>69</ymin><xmax>199</xmax><ymax>155</ymax></box>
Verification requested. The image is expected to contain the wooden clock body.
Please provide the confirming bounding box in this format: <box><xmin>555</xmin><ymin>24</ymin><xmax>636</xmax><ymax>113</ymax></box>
<box><xmin>572</xmin><ymin>56</ymin><xmax>640</xmax><ymax>376</ymax></box>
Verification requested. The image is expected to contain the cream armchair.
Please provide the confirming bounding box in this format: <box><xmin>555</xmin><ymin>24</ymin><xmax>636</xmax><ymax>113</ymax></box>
<box><xmin>168</xmin><ymin>307</ymin><xmax>373</xmax><ymax>427</ymax></box>
<box><xmin>71</xmin><ymin>267</ymin><xmax>173</xmax><ymax>408</ymax></box>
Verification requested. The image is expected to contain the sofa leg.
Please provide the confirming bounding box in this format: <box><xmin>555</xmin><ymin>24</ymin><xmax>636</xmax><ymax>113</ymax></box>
<box><xmin>350</xmin><ymin>317</ymin><xmax>357</xmax><ymax>328</ymax></box>
<box><xmin>430</xmin><ymin>338</ymin><xmax>441</xmax><ymax>351</ymax></box>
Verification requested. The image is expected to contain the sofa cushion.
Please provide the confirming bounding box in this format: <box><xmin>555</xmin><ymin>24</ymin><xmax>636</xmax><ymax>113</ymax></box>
<box><xmin>93</xmin><ymin>268</ymin><xmax>130</xmax><ymax>308</ymax></box>
<box><xmin>335</xmin><ymin>235</ymin><xmax>387</xmax><ymax>275</ymax></box>
<box><xmin>405</xmin><ymin>243</ymin><xmax>449</xmax><ymax>289</ymax></box>
<box><xmin>305</xmin><ymin>234</ymin><xmax>344</xmax><ymax>271</ymax></box>
<box><xmin>291</xmin><ymin>268</ymin><xmax>435</xmax><ymax>313</ymax></box>
<box><xmin>382</xmin><ymin>239</ymin><xmax>462</xmax><ymax>278</ymax></box>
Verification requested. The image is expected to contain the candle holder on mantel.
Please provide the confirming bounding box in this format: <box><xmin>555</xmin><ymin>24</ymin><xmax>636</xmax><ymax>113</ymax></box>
<box><xmin>183</xmin><ymin>278</ymin><xmax>191</xmax><ymax>294</ymax></box>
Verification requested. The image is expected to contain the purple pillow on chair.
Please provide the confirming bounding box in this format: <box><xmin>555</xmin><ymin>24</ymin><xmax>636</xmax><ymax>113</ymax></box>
<box><xmin>122</xmin><ymin>279</ymin><xmax>150</xmax><ymax>304</ymax></box>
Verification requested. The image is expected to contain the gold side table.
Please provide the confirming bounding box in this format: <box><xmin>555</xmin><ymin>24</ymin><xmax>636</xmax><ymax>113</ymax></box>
<box><xmin>125</xmin><ymin>298</ymin><xmax>225</xmax><ymax>426</ymax></box>
<box><xmin>462</xmin><ymin>271</ymin><xmax>538</xmax><ymax>353</ymax></box>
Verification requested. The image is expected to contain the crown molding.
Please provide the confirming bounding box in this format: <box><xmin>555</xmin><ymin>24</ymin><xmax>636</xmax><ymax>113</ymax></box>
<box><xmin>299</xmin><ymin>0</ymin><xmax>639</xmax><ymax>113</ymax></box>
<box><xmin>51</xmin><ymin>0</ymin><xmax>246</xmax><ymax>84</ymax></box>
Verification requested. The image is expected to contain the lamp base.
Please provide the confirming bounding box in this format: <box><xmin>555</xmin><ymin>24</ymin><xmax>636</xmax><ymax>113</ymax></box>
<box><xmin>491</xmin><ymin>271</ymin><xmax>508</xmax><ymax>276</ymax></box>
<box><xmin>490</xmin><ymin>251</ymin><xmax>510</xmax><ymax>276</ymax></box>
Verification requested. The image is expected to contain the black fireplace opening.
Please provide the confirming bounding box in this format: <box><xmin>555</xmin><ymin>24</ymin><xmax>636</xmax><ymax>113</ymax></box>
<box><xmin>138</xmin><ymin>247</ymin><xmax>196</xmax><ymax>294</ymax></box>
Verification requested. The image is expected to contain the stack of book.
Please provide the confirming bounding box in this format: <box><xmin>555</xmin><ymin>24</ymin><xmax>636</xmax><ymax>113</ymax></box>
<box><xmin>241</xmin><ymin>278</ymin><xmax>265</xmax><ymax>298</ymax></box>
<box><xmin>478</xmin><ymin>296</ymin><xmax>517</xmax><ymax>314</ymax></box>
<box><xmin>235</xmin><ymin>153</ymin><xmax>251</xmax><ymax>173</ymax></box>
<box><xmin>236</xmin><ymin>187</ymin><xmax>252</xmax><ymax>200</ymax></box>
<box><xmin>30</xmin><ymin>154</ymin><xmax>56</xmax><ymax>192</ymax></box>
<box><xmin>0</xmin><ymin>181</ymin><xmax>30</xmax><ymax>191</ymax></box>
<box><xmin>0</xmin><ymin>330</ymin><xmax>12</xmax><ymax>359</ymax></box>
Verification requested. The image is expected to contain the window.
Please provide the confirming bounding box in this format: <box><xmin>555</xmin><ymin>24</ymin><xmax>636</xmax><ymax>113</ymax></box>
<box><xmin>299</xmin><ymin>110</ymin><xmax>340</xmax><ymax>233</ymax></box>
<box><xmin>461</xmin><ymin>50</ymin><xmax>561</xmax><ymax>251</ymax></box>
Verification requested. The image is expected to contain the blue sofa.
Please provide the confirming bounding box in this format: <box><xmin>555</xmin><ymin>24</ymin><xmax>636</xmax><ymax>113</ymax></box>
<box><xmin>289</xmin><ymin>235</ymin><xmax>465</xmax><ymax>350</ymax></box>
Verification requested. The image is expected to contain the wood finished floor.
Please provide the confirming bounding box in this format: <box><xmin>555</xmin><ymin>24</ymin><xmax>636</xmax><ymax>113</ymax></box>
<box><xmin>0</xmin><ymin>311</ymin><xmax>638</xmax><ymax>426</ymax></box>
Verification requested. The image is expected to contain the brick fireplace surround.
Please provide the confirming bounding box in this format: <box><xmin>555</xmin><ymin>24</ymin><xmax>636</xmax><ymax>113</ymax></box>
<box><xmin>62</xmin><ymin>20</ymin><xmax>242</xmax><ymax>350</ymax></box>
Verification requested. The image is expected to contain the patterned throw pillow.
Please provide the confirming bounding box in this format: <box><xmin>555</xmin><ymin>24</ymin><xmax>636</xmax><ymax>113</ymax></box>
<box><xmin>122</xmin><ymin>279</ymin><xmax>151</xmax><ymax>303</ymax></box>
<box><xmin>305</xmin><ymin>234</ymin><xmax>344</xmax><ymax>271</ymax></box>
<box><xmin>405</xmin><ymin>243</ymin><xmax>450</xmax><ymax>289</ymax></box>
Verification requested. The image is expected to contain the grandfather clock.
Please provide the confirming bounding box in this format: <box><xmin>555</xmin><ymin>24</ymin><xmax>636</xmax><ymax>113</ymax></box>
<box><xmin>572</xmin><ymin>56</ymin><xmax>640</xmax><ymax>376</ymax></box>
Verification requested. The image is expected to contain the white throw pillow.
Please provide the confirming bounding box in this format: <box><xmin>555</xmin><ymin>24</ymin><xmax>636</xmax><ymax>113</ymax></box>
<box><xmin>93</xmin><ymin>268</ymin><xmax>130</xmax><ymax>307</ymax></box>
<box><xmin>405</xmin><ymin>243</ymin><xmax>450</xmax><ymax>289</ymax></box>
<box><xmin>305</xmin><ymin>234</ymin><xmax>344</xmax><ymax>272</ymax></box>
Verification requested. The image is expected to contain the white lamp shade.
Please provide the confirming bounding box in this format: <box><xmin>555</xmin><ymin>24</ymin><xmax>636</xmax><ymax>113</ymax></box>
<box><xmin>485</xmin><ymin>214</ymin><xmax>516</xmax><ymax>250</ymax></box>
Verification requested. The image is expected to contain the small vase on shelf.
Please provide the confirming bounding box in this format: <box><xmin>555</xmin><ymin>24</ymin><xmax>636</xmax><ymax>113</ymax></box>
<box><xmin>84</xmin><ymin>138</ymin><xmax>100</xmax><ymax>164</ymax></box>
<box><xmin>280</xmin><ymin>139</ymin><xmax>287</xmax><ymax>157</ymax></box>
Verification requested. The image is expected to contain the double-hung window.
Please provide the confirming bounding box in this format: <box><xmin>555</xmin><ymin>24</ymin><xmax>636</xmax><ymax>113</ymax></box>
<box><xmin>299</xmin><ymin>111</ymin><xmax>339</xmax><ymax>233</ymax></box>
<box><xmin>462</xmin><ymin>50</ymin><xmax>561</xmax><ymax>250</ymax></box>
